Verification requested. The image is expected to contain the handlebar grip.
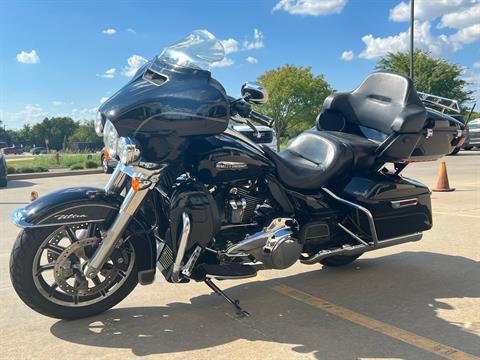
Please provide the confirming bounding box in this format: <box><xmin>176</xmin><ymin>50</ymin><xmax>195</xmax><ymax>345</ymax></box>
<box><xmin>249</xmin><ymin>110</ymin><xmax>274</xmax><ymax>127</ymax></box>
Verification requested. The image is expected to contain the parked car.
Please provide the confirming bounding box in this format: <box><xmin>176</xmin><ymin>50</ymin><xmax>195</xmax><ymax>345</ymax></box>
<box><xmin>229</xmin><ymin>120</ymin><xmax>277</xmax><ymax>151</ymax></box>
<box><xmin>464</xmin><ymin>118</ymin><xmax>480</xmax><ymax>149</ymax></box>
<box><xmin>31</xmin><ymin>147</ymin><xmax>48</xmax><ymax>155</ymax></box>
<box><xmin>0</xmin><ymin>153</ymin><xmax>7</xmax><ymax>187</ymax></box>
<box><xmin>1</xmin><ymin>147</ymin><xmax>21</xmax><ymax>155</ymax></box>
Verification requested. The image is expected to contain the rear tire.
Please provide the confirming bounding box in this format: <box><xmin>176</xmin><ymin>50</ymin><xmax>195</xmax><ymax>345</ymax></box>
<box><xmin>320</xmin><ymin>254</ymin><xmax>363</xmax><ymax>267</ymax></box>
<box><xmin>10</xmin><ymin>226</ymin><xmax>138</xmax><ymax>319</ymax></box>
<box><xmin>463</xmin><ymin>146</ymin><xmax>473</xmax><ymax>150</ymax></box>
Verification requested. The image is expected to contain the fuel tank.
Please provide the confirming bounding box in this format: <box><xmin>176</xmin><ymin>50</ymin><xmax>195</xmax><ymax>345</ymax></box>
<box><xmin>191</xmin><ymin>130</ymin><xmax>274</xmax><ymax>184</ymax></box>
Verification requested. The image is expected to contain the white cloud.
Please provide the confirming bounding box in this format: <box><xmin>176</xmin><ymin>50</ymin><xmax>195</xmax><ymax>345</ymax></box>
<box><xmin>100</xmin><ymin>96</ymin><xmax>109</xmax><ymax>104</ymax></box>
<box><xmin>102</xmin><ymin>28</ymin><xmax>117</xmax><ymax>35</ymax></box>
<box><xmin>123</xmin><ymin>55</ymin><xmax>148</xmax><ymax>77</ymax></box>
<box><xmin>126</xmin><ymin>28</ymin><xmax>136</xmax><ymax>33</ymax></box>
<box><xmin>71</xmin><ymin>107</ymin><xmax>97</xmax><ymax>120</ymax></box>
<box><xmin>97</xmin><ymin>68</ymin><xmax>116</xmax><ymax>79</ymax></box>
<box><xmin>245</xmin><ymin>56</ymin><xmax>258</xmax><ymax>64</ymax></box>
<box><xmin>221</xmin><ymin>38</ymin><xmax>239</xmax><ymax>54</ymax></box>
<box><xmin>340</xmin><ymin>50</ymin><xmax>354</xmax><ymax>61</ymax></box>
<box><xmin>16</xmin><ymin>104</ymin><xmax>47</xmax><ymax>122</ymax></box>
<box><xmin>211</xmin><ymin>58</ymin><xmax>235</xmax><ymax>68</ymax></box>
<box><xmin>243</xmin><ymin>29</ymin><xmax>264</xmax><ymax>50</ymax></box>
<box><xmin>52</xmin><ymin>101</ymin><xmax>64</xmax><ymax>106</ymax></box>
<box><xmin>473</xmin><ymin>61</ymin><xmax>480</xmax><ymax>68</ymax></box>
<box><xmin>273</xmin><ymin>0</ymin><xmax>347</xmax><ymax>16</ymax></box>
<box><xmin>389</xmin><ymin>0</ymin><xmax>468</xmax><ymax>22</ymax></box>
<box><xmin>358</xmin><ymin>20</ymin><xmax>480</xmax><ymax>59</ymax></box>
<box><xmin>16</xmin><ymin>50</ymin><xmax>40</xmax><ymax>64</ymax></box>
<box><xmin>449</xmin><ymin>24</ymin><xmax>480</xmax><ymax>46</ymax></box>
<box><xmin>439</xmin><ymin>4</ymin><xmax>480</xmax><ymax>29</ymax></box>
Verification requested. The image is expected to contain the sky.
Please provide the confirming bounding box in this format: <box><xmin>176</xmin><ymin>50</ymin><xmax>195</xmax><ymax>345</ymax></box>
<box><xmin>1</xmin><ymin>0</ymin><xmax>479</xmax><ymax>130</ymax></box>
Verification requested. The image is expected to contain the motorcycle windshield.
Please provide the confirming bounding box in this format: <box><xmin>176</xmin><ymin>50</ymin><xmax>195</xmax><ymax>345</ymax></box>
<box><xmin>154</xmin><ymin>29</ymin><xmax>225</xmax><ymax>71</ymax></box>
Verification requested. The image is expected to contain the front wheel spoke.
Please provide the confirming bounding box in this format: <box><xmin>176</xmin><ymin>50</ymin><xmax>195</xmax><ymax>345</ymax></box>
<box><xmin>64</xmin><ymin>226</ymin><xmax>77</xmax><ymax>243</ymax></box>
<box><xmin>72</xmin><ymin>295</ymin><xmax>79</xmax><ymax>304</ymax></box>
<box><xmin>48</xmin><ymin>282</ymin><xmax>58</xmax><ymax>297</ymax></box>
<box><xmin>44</xmin><ymin>243</ymin><xmax>66</xmax><ymax>255</ymax></box>
<box><xmin>87</xmin><ymin>223</ymin><xmax>97</xmax><ymax>238</ymax></box>
<box><xmin>36</xmin><ymin>263</ymin><xmax>55</xmax><ymax>276</ymax></box>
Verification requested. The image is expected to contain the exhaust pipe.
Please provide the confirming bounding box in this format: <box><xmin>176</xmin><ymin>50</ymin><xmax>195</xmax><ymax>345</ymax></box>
<box><xmin>300</xmin><ymin>232</ymin><xmax>422</xmax><ymax>265</ymax></box>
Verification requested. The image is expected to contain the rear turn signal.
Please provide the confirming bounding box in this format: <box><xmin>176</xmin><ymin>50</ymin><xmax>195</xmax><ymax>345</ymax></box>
<box><xmin>103</xmin><ymin>148</ymin><xmax>111</xmax><ymax>161</ymax></box>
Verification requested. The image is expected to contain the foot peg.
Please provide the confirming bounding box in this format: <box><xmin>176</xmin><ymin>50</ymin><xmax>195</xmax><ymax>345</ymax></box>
<box><xmin>204</xmin><ymin>278</ymin><xmax>250</xmax><ymax>317</ymax></box>
<box><xmin>201</xmin><ymin>263</ymin><xmax>257</xmax><ymax>279</ymax></box>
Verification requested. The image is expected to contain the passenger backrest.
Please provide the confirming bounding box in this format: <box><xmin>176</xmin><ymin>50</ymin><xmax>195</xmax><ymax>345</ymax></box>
<box><xmin>317</xmin><ymin>72</ymin><xmax>426</xmax><ymax>136</ymax></box>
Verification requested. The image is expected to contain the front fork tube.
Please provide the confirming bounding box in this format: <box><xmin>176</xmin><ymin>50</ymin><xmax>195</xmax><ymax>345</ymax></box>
<box><xmin>85</xmin><ymin>162</ymin><xmax>158</xmax><ymax>279</ymax></box>
<box><xmin>85</xmin><ymin>186</ymin><xmax>149</xmax><ymax>278</ymax></box>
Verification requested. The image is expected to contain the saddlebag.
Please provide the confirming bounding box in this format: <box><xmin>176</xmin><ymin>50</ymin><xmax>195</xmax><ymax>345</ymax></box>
<box><xmin>336</xmin><ymin>172</ymin><xmax>432</xmax><ymax>240</ymax></box>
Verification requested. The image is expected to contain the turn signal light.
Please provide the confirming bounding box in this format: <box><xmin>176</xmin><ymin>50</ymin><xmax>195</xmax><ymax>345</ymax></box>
<box><xmin>104</xmin><ymin>148</ymin><xmax>111</xmax><ymax>160</ymax></box>
<box><xmin>132</xmin><ymin>177</ymin><xmax>140</xmax><ymax>192</ymax></box>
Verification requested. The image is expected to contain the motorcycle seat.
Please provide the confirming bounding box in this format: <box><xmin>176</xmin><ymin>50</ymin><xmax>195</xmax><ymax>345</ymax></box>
<box><xmin>263</xmin><ymin>130</ymin><xmax>377</xmax><ymax>190</ymax></box>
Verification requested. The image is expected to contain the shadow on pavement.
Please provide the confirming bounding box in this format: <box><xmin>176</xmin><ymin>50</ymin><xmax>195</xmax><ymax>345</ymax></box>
<box><xmin>50</xmin><ymin>252</ymin><xmax>480</xmax><ymax>358</ymax></box>
<box><xmin>1</xmin><ymin>180</ymin><xmax>36</xmax><ymax>189</ymax></box>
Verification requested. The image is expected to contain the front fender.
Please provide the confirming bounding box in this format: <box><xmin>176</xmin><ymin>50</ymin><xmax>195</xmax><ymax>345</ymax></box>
<box><xmin>11</xmin><ymin>186</ymin><xmax>157</xmax><ymax>284</ymax></box>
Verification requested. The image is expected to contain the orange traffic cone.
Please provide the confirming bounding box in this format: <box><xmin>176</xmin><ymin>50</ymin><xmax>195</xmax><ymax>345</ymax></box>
<box><xmin>432</xmin><ymin>161</ymin><xmax>455</xmax><ymax>192</ymax></box>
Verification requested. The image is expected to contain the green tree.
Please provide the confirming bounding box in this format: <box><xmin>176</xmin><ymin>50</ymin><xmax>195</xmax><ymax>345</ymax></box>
<box><xmin>255</xmin><ymin>65</ymin><xmax>334</xmax><ymax>150</ymax></box>
<box><xmin>31</xmin><ymin>117</ymin><xmax>79</xmax><ymax>150</ymax></box>
<box><xmin>376</xmin><ymin>49</ymin><xmax>472</xmax><ymax>102</ymax></box>
<box><xmin>69</xmin><ymin>120</ymin><xmax>103</xmax><ymax>145</ymax></box>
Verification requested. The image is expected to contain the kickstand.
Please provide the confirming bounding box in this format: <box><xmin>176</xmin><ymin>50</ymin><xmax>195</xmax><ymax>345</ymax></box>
<box><xmin>204</xmin><ymin>278</ymin><xmax>250</xmax><ymax>317</ymax></box>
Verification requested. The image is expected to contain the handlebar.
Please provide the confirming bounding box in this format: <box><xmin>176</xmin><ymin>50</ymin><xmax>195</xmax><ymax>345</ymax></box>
<box><xmin>249</xmin><ymin>109</ymin><xmax>275</xmax><ymax>128</ymax></box>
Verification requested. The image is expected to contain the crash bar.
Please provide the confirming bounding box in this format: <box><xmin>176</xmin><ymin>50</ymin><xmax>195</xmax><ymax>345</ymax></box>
<box><xmin>321</xmin><ymin>187</ymin><xmax>379</xmax><ymax>247</ymax></box>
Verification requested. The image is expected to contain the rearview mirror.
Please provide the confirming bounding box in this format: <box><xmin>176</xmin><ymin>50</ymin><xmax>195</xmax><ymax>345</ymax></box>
<box><xmin>241</xmin><ymin>82</ymin><xmax>268</xmax><ymax>104</ymax></box>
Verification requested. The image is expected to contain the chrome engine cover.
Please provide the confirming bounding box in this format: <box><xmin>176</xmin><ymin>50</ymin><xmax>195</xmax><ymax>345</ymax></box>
<box><xmin>226</xmin><ymin>218</ymin><xmax>302</xmax><ymax>269</ymax></box>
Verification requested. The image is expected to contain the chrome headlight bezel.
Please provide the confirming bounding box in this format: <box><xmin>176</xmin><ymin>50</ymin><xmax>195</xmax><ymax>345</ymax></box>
<box><xmin>117</xmin><ymin>137</ymin><xmax>141</xmax><ymax>164</ymax></box>
<box><xmin>95</xmin><ymin>111</ymin><xmax>104</xmax><ymax>136</ymax></box>
<box><xmin>103</xmin><ymin>120</ymin><xmax>120</xmax><ymax>158</ymax></box>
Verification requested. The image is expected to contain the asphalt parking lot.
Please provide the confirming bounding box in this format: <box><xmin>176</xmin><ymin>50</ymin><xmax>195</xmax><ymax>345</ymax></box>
<box><xmin>0</xmin><ymin>152</ymin><xmax>479</xmax><ymax>359</ymax></box>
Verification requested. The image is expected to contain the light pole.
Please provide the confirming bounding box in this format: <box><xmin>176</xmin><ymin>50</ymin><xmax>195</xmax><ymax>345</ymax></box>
<box><xmin>410</xmin><ymin>0</ymin><xmax>415</xmax><ymax>80</ymax></box>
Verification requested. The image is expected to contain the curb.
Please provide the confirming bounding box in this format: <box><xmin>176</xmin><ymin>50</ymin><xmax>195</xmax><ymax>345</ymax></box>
<box><xmin>9</xmin><ymin>168</ymin><xmax>104</xmax><ymax>180</ymax></box>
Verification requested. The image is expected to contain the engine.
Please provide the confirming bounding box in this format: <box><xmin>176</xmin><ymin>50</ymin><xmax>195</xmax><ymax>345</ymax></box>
<box><xmin>209</xmin><ymin>181</ymin><xmax>302</xmax><ymax>270</ymax></box>
<box><xmin>225</xmin><ymin>218</ymin><xmax>302</xmax><ymax>269</ymax></box>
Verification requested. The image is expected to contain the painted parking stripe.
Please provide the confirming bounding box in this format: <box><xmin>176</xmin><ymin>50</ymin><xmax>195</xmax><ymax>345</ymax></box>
<box><xmin>433</xmin><ymin>211</ymin><xmax>480</xmax><ymax>219</ymax></box>
<box><xmin>269</xmin><ymin>283</ymin><xmax>479</xmax><ymax>360</ymax></box>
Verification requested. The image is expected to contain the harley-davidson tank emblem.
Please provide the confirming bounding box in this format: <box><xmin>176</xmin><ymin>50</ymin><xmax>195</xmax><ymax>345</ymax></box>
<box><xmin>215</xmin><ymin>161</ymin><xmax>248</xmax><ymax>170</ymax></box>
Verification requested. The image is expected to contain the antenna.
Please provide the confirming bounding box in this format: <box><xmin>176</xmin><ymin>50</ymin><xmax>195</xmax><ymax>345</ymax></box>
<box><xmin>410</xmin><ymin>0</ymin><xmax>415</xmax><ymax>80</ymax></box>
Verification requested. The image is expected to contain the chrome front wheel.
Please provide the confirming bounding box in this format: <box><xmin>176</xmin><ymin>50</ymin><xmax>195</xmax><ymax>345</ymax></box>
<box><xmin>10</xmin><ymin>223</ymin><xmax>138</xmax><ymax>319</ymax></box>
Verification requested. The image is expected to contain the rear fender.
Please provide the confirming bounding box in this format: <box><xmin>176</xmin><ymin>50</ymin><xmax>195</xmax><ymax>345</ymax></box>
<box><xmin>11</xmin><ymin>186</ymin><xmax>157</xmax><ymax>284</ymax></box>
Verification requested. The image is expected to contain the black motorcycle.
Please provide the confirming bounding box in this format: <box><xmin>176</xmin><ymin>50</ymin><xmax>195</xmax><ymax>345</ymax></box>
<box><xmin>10</xmin><ymin>30</ymin><xmax>462</xmax><ymax>319</ymax></box>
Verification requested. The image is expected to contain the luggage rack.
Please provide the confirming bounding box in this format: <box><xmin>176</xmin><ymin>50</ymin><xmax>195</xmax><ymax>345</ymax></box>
<box><xmin>417</xmin><ymin>92</ymin><xmax>461</xmax><ymax>114</ymax></box>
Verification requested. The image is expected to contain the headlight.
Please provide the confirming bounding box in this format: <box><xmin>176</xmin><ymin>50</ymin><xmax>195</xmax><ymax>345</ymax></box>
<box><xmin>117</xmin><ymin>137</ymin><xmax>141</xmax><ymax>164</ymax></box>
<box><xmin>95</xmin><ymin>111</ymin><xmax>104</xmax><ymax>136</ymax></box>
<box><xmin>103</xmin><ymin>120</ymin><xmax>120</xmax><ymax>158</ymax></box>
